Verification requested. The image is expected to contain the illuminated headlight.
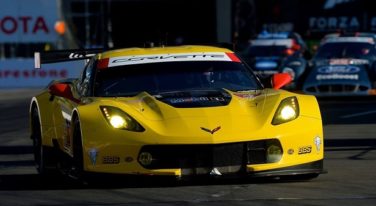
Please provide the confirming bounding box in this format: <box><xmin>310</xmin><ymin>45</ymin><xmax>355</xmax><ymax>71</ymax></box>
<box><xmin>109</xmin><ymin>115</ymin><xmax>126</xmax><ymax>128</ymax></box>
<box><xmin>100</xmin><ymin>106</ymin><xmax>144</xmax><ymax>131</ymax></box>
<box><xmin>272</xmin><ymin>97</ymin><xmax>299</xmax><ymax>125</ymax></box>
<box><xmin>282</xmin><ymin>67</ymin><xmax>296</xmax><ymax>80</ymax></box>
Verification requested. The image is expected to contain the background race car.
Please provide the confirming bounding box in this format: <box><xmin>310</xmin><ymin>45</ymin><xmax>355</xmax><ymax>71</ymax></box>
<box><xmin>240</xmin><ymin>31</ymin><xmax>310</xmax><ymax>89</ymax></box>
<box><xmin>30</xmin><ymin>45</ymin><xmax>324</xmax><ymax>181</ymax></box>
<box><xmin>303</xmin><ymin>33</ymin><xmax>376</xmax><ymax>96</ymax></box>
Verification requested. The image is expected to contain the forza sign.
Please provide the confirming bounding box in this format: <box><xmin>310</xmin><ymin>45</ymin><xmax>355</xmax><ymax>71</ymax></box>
<box><xmin>0</xmin><ymin>0</ymin><xmax>58</xmax><ymax>43</ymax></box>
<box><xmin>309</xmin><ymin>16</ymin><xmax>360</xmax><ymax>31</ymax></box>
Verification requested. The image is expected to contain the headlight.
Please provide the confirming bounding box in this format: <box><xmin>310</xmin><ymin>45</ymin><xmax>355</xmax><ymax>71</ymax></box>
<box><xmin>100</xmin><ymin>106</ymin><xmax>144</xmax><ymax>131</ymax></box>
<box><xmin>282</xmin><ymin>67</ymin><xmax>296</xmax><ymax>80</ymax></box>
<box><xmin>272</xmin><ymin>97</ymin><xmax>299</xmax><ymax>125</ymax></box>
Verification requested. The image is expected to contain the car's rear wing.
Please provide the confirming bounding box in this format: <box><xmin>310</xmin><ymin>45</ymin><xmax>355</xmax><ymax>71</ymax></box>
<box><xmin>34</xmin><ymin>48</ymin><xmax>103</xmax><ymax>69</ymax></box>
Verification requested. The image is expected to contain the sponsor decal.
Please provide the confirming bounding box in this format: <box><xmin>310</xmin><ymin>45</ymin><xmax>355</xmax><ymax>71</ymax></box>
<box><xmin>318</xmin><ymin>65</ymin><xmax>360</xmax><ymax>74</ymax></box>
<box><xmin>88</xmin><ymin>148</ymin><xmax>99</xmax><ymax>166</ymax></box>
<box><xmin>68</xmin><ymin>52</ymin><xmax>96</xmax><ymax>59</ymax></box>
<box><xmin>103</xmin><ymin>156</ymin><xmax>120</xmax><ymax>164</ymax></box>
<box><xmin>167</xmin><ymin>96</ymin><xmax>226</xmax><ymax>104</ymax></box>
<box><xmin>125</xmin><ymin>156</ymin><xmax>134</xmax><ymax>163</ymax></box>
<box><xmin>108</xmin><ymin>52</ymin><xmax>239</xmax><ymax>67</ymax></box>
<box><xmin>201</xmin><ymin>126</ymin><xmax>221</xmax><ymax>134</ymax></box>
<box><xmin>210</xmin><ymin>167</ymin><xmax>222</xmax><ymax>176</ymax></box>
<box><xmin>314</xmin><ymin>136</ymin><xmax>322</xmax><ymax>152</ymax></box>
<box><xmin>316</xmin><ymin>74</ymin><xmax>359</xmax><ymax>80</ymax></box>
<box><xmin>298</xmin><ymin>146</ymin><xmax>312</xmax><ymax>155</ymax></box>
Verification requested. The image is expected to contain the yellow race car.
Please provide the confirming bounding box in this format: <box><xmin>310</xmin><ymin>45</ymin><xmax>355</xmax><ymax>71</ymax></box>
<box><xmin>30</xmin><ymin>45</ymin><xmax>324</xmax><ymax>180</ymax></box>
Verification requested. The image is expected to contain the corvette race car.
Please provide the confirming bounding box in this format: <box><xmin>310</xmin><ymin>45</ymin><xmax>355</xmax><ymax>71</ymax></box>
<box><xmin>240</xmin><ymin>31</ymin><xmax>310</xmax><ymax>89</ymax></box>
<box><xmin>30</xmin><ymin>45</ymin><xmax>324</xmax><ymax>180</ymax></box>
<box><xmin>303</xmin><ymin>33</ymin><xmax>376</xmax><ymax>96</ymax></box>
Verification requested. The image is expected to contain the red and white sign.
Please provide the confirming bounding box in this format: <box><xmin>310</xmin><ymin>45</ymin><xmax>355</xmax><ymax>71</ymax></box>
<box><xmin>0</xmin><ymin>0</ymin><xmax>58</xmax><ymax>43</ymax></box>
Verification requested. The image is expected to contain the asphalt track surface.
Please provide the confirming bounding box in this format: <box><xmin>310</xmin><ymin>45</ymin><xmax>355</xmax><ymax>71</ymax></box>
<box><xmin>0</xmin><ymin>89</ymin><xmax>375</xmax><ymax>206</ymax></box>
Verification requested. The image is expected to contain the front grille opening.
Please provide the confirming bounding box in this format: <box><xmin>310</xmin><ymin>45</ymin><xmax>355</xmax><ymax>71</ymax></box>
<box><xmin>138</xmin><ymin>139</ymin><xmax>282</xmax><ymax>173</ymax></box>
<box><xmin>316</xmin><ymin>84</ymin><xmax>364</xmax><ymax>93</ymax></box>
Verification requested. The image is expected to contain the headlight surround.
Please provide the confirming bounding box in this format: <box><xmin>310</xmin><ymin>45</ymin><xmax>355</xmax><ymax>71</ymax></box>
<box><xmin>100</xmin><ymin>106</ymin><xmax>145</xmax><ymax>132</ymax></box>
<box><xmin>272</xmin><ymin>97</ymin><xmax>299</xmax><ymax>125</ymax></box>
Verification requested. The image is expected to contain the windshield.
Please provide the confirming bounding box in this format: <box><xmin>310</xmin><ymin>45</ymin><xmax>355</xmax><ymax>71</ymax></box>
<box><xmin>94</xmin><ymin>61</ymin><xmax>261</xmax><ymax>97</ymax></box>
<box><xmin>315</xmin><ymin>42</ymin><xmax>375</xmax><ymax>60</ymax></box>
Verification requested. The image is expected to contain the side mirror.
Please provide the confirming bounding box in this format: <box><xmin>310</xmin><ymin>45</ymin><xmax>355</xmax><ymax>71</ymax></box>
<box><xmin>49</xmin><ymin>83</ymin><xmax>80</xmax><ymax>103</ymax></box>
<box><xmin>272</xmin><ymin>73</ymin><xmax>292</xmax><ymax>90</ymax></box>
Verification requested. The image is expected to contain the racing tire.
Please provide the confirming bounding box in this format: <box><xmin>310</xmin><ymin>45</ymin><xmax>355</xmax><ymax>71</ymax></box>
<box><xmin>31</xmin><ymin>107</ymin><xmax>58</xmax><ymax>176</ymax></box>
<box><xmin>71</xmin><ymin>117</ymin><xmax>84</xmax><ymax>180</ymax></box>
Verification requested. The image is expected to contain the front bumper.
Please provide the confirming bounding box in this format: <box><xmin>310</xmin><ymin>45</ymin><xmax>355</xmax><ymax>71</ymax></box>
<box><xmin>82</xmin><ymin>137</ymin><xmax>324</xmax><ymax>178</ymax></box>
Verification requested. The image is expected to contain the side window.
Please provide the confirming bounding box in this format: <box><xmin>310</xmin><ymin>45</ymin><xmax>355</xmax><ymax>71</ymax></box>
<box><xmin>78</xmin><ymin>58</ymin><xmax>96</xmax><ymax>96</ymax></box>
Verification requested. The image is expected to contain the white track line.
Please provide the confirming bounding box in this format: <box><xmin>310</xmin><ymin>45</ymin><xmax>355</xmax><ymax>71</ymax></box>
<box><xmin>340</xmin><ymin>110</ymin><xmax>376</xmax><ymax>118</ymax></box>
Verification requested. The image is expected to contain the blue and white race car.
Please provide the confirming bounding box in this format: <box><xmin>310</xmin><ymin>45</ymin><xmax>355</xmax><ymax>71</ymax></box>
<box><xmin>303</xmin><ymin>34</ymin><xmax>376</xmax><ymax>96</ymax></box>
<box><xmin>240</xmin><ymin>31</ymin><xmax>309</xmax><ymax>89</ymax></box>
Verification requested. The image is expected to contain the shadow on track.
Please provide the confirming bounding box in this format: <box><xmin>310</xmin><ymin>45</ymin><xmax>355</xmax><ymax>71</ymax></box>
<box><xmin>318</xmin><ymin>96</ymin><xmax>376</xmax><ymax>125</ymax></box>
<box><xmin>325</xmin><ymin>138</ymin><xmax>376</xmax><ymax>149</ymax></box>
<box><xmin>0</xmin><ymin>173</ymin><xmax>321</xmax><ymax>191</ymax></box>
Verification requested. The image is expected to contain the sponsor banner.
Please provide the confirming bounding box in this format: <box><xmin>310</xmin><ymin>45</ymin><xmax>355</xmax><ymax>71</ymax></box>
<box><xmin>107</xmin><ymin>52</ymin><xmax>239</xmax><ymax>67</ymax></box>
<box><xmin>0</xmin><ymin>59</ymin><xmax>85</xmax><ymax>88</ymax></box>
<box><xmin>0</xmin><ymin>0</ymin><xmax>58</xmax><ymax>43</ymax></box>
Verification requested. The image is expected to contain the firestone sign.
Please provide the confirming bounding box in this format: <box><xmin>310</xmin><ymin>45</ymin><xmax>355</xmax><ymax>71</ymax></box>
<box><xmin>0</xmin><ymin>0</ymin><xmax>58</xmax><ymax>43</ymax></box>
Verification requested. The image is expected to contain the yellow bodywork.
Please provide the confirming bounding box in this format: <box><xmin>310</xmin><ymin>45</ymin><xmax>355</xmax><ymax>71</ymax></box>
<box><xmin>30</xmin><ymin>46</ymin><xmax>323</xmax><ymax>177</ymax></box>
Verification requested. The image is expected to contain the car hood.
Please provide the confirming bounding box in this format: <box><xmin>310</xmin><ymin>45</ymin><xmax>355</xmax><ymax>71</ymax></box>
<box><xmin>84</xmin><ymin>89</ymin><xmax>286</xmax><ymax>142</ymax></box>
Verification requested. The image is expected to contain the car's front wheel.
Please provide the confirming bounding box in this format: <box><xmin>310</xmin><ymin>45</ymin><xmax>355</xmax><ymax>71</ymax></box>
<box><xmin>31</xmin><ymin>107</ymin><xmax>57</xmax><ymax>175</ymax></box>
<box><xmin>70</xmin><ymin>117</ymin><xmax>84</xmax><ymax>179</ymax></box>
